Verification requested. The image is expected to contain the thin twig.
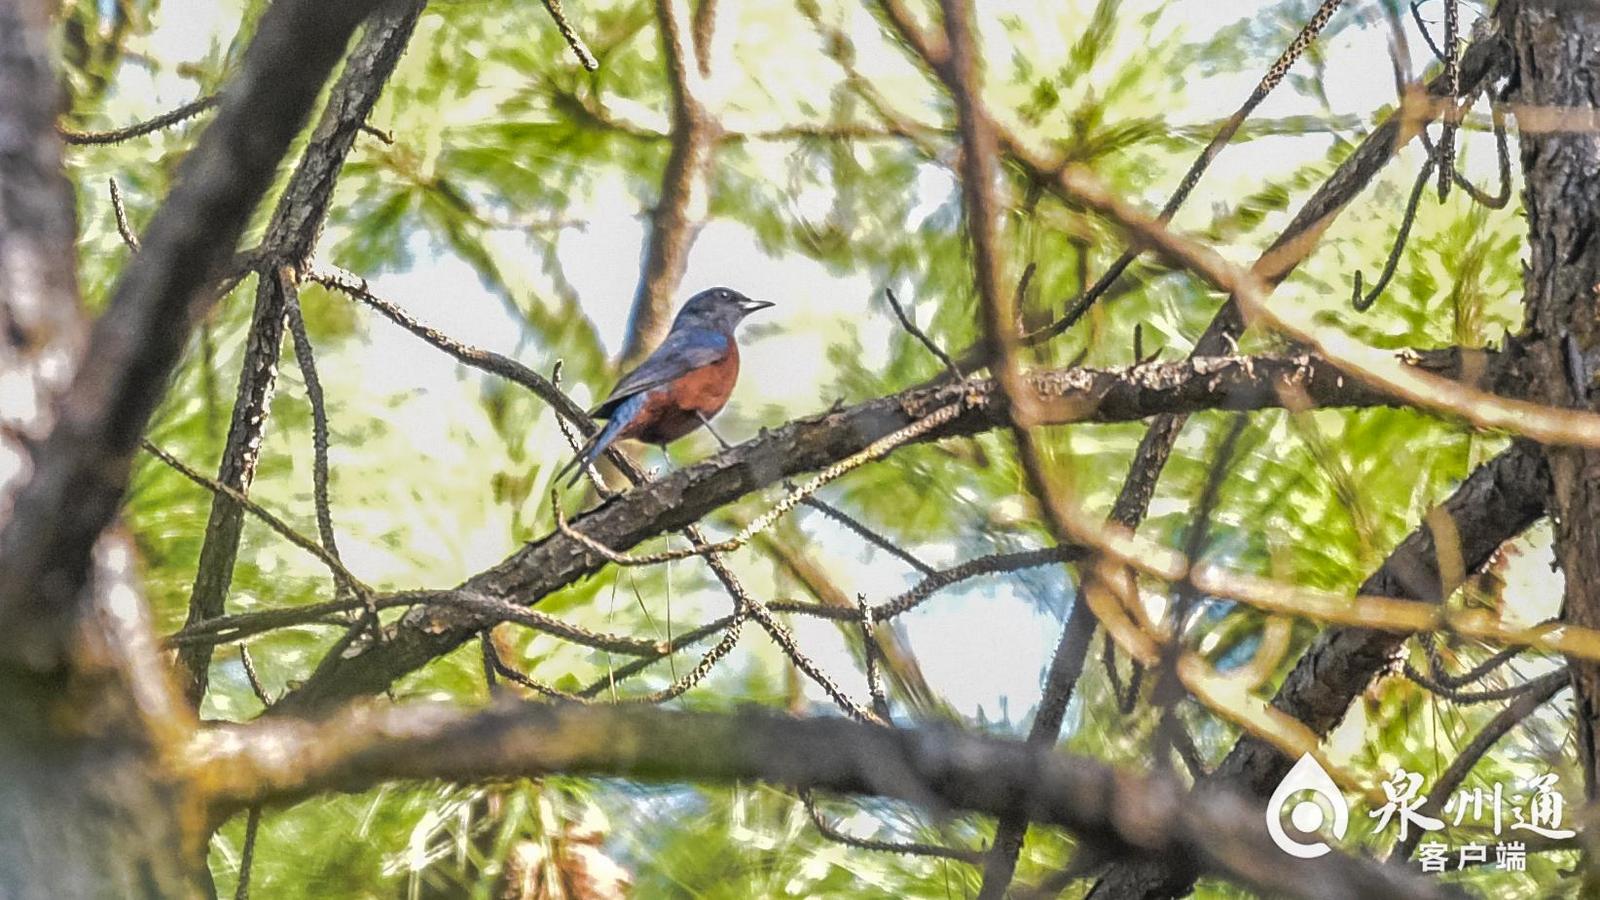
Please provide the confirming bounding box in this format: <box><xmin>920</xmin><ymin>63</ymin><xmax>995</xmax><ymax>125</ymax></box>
<box><xmin>799</xmin><ymin>789</ymin><xmax>984</xmax><ymax>864</ymax></box>
<box><xmin>239</xmin><ymin>645</ymin><xmax>276</xmax><ymax>707</ymax></box>
<box><xmin>803</xmin><ymin>496</ymin><xmax>935</xmax><ymax>575</ymax></box>
<box><xmin>481</xmin><ymin>637</ymin><xmax>586</xmax><ymax>702</ymax></box>
<box><xmin>1389</xmin><ymin>668</ymin><xmax>1569</xmax><ymax>861</ymax></box>
<box><xmin>283</xmin><ymin>275</ymin><xmax>348</xmax><ymax>594</ymax></box>
<box><xmin>1400</xmin><ymin>658</ymin><xmax>1552</xmax><ymax>705</ymax></box>
<box><xmin>538</xmin><ymin>0</ymin><xmax>600</xmax><ymax>71</ymax></box>
<box><xmin>1020</xmin><ymin>0</ymin><xmax>1346</xmax><ymax>345</ymax></box>
<box><xmin>885</xmin><ymin>288</ymin><xmax>962</xmax><ymax>380</ymax></box>
<box><xmin>1412</xmin><ymin>1</ymin><xmax>1447</xmax><ymax>62</ymax></box>
<box><xmin>858</xmin><ymin>594</ymin><xmax>891</xmax><ymax>722</ymax></box>
<box><xmin>479</xmin><ymin>630</ymin><xmax>499</xmax><ymax>694</ymax></box>
<box><xmin>1436</xmin><ymin>0</ymin><xmax>1460</xmax><ymax>200</ymax></box>
<box><xmin>579</xmin><ymin>615</ymin><xmax>739</xmax><ymax>698</ymax></box>
<box><xmin>871</xmin><ymin>546</ymin><xmax>1079</xmax><ymax>620</ymax></box>
<box><xmin>141</xmin><ymin>440</ymin><xmax>369</xmax><ymax>594</ymax></box>
<box><xmin>308</xmin><ymin>267</ymin><xmax>594</xmax><ymax>433</ymax></box>
<box><xmin>747</xmin><ymin>592</ymin><xmax>882</xmax><ymax>723</ymax></box>
<box><xmin>1419</xmin><ymin>109</ymin><xmax>1512</xmax><ymax>209</ymax></box>
<box><xmin>629</xmin><ymin>615</ymin><xmax>746</xmax><ymax>704</ymax></box>
<box><xmin>108</xmin><ymin>178</ymin><xmax>140</xmax><ymax>251</ymax></box>
<box><xmin>1417</xmin><ymin>630</ymin><xmax>1529</xmax><ymax>689</ymax></box>
<box><xmin>60</xmin><ymin>93</ymin><xmax>219</xmax><ymax>145</ymax></box>
<box><xmin>1353</xmin><ymin>156</ymin><xmax>1436</xmax><ymax>311</ymax></box>
<box><xmin>235</xmin><ymin>806</ymin><xmax>262</xmax><ymax>900</ymax></box>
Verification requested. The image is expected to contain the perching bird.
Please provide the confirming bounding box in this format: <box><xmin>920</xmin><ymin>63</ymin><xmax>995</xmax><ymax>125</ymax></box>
<box><xmin>557</xmin><ymin>287</ymin><xmax>773</xmax><ymax>486</ymax></box>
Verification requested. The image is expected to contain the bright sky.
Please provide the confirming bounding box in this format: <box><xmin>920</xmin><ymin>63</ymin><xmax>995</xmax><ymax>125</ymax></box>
<box><xmin>122</xmin><ymin>0</ymin><xmax>1511</xmax><ymax>725</ymax></box>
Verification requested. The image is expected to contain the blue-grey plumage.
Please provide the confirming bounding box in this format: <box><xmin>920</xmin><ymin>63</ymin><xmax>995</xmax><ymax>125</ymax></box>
<box><xmin>558</xmin><ymin>288</ymin><xmax>773</xmax><ymax>486</ymax></box>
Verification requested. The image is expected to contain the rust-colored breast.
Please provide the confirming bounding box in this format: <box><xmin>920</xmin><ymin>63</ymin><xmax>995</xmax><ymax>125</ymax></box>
<box><xmin>669</xmin><ymin>342</ymin><xmax>740</xmax><ymax>416</ymax></box>
<box><xmin>624</xmin><ymin>343</ymin><xmax>740</xmax><ymax>445</ymax></box>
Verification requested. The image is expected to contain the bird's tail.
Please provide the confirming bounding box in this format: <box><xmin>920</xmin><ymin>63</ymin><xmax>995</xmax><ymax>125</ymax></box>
<box><xmin>553</xmin><ymin>398</ymin><xmax>640</xmax><ymax>487</ymax></box>
<box><xmin>552</xmin><ymin>428</ymin><xmax>607</xmax><ymax>487</ymax></box>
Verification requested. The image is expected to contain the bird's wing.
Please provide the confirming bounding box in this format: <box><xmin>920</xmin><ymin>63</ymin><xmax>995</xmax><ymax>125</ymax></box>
<box><xmin>593</xmin><ymin>328</ymin><xmax>730</xmax><ymax>418</ymax></box>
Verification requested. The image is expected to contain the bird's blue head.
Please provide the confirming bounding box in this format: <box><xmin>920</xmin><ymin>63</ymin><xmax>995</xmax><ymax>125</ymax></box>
<box><xmin>672</xmin><ymin>287</ymin><xmax>774</xmax><ymax>333</ymax></box>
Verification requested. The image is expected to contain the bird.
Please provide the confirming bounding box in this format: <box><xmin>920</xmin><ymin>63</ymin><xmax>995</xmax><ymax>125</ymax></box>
<box><xmin>556</xmin><ymin>287</ymin><xmax>773</xmax><ymax>486</ymax></box>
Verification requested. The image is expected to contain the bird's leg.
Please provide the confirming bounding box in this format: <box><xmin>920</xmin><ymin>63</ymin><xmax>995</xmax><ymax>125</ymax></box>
<box><xmin>697</xmin><ymin>412</ymin><xmax>734</xmax><ymax>450</ymax></box>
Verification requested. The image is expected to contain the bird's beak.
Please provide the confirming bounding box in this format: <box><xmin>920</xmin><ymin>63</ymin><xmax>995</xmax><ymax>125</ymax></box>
<box><xmin>741</xmin><ymin>298</ymin><xmax>775</xmax><ymax>314</ymax></box>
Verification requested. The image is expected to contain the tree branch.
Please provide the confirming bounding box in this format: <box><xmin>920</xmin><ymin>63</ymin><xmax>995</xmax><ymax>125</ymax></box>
<box><xmin>58</xmin><ymin>93</ymin><xmax>218</xmax><ymax>145</ymax></box>
<box><xmin>618</xmin><ymin>0</ymin><xmax>720</xmax><ymax>365</ymax></box>
<box><xmin>1390</xmin><ymin>668</ymin><xmax>1570</xmax><ymax>862</ymax></box>
<box><xmin>1088</xmin><ymin>440</ymin><xmax>1551</xmax><ymax>898</ymax></box>
<box><xmin>0</xmin><ymin>0</ymin><xmax>389</xmax><ymax>669</ymax></box>
<box><xmin>191</xmin><ymin>702</ymin><xmax>1460</xmax><ymax>900</ymax></box>
<box><xmin>175</xmin><ymin>0</ymin><xmax>425</xmax><ymax>704</ymax></box>
<box><xmin>274</xmin><ymin>347</ymin><xmax>1493</xmax><ymax>713</ymax></box>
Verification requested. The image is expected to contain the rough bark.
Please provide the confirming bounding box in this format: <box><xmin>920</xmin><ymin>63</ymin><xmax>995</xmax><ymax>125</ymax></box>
<box><xmin>275</xmin><ymin>348</ymin><xmax>1496</xmax><ymax>713</ymax></box>
<box><xmin>1510</xmin><ymin>0</ymin><xmax>1600</xmax><ymax>810</ymax></box>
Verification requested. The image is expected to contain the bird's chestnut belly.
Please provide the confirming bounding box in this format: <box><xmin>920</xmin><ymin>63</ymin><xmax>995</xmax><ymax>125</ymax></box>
<box><xmin>624</xmin><ymin>352</ymin><xmax>739</xmax><ymax>446</ymax></box>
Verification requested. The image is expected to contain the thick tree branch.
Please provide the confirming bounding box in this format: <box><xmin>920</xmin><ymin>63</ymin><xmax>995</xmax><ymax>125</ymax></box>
<box><xmin>192</xmin><ymin>702</ymin><xmax>1459</xmax><ymax>900</ymax></box>
<box><xmin>274</xmin><ymin>348</ymin><xmax>1496</xmax><ymax>712</ymax></box>
<box><xmin>0</xmin><ymin>0</ymin><xmax>387</xmax><ymax>669</ymax></box>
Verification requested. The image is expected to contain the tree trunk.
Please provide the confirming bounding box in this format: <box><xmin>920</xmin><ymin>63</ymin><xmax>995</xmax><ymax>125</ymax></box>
<box><xmin>0</xmin><ymin>1</ymin><xmax>201</xmax><ymax>888</ymax></box>
<box><xmin>0</xmin><ymin>596</ymin><xmax>202</xmax><ymax>898</ymax></box>
<box><xmin>1513</xmin><ymin>0</ymin><xmax>1600</xmax><ymax>809</ymax></box>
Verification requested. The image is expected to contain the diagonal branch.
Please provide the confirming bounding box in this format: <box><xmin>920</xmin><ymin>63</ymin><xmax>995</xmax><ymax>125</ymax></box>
<box><xmin>59</xmin><ymin>93</ymin><xmax>218</xmax><ymax>145</ymax></box>
<box><xmin>272</xmin><ymin>346</ymin><xmax>1495</xmax><ymax>713</ymax></box>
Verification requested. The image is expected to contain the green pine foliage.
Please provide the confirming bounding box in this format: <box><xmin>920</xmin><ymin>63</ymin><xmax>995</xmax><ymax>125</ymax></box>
<box><xmin>70</xmin><ymin>0</ymin><xmax>1571</xmax><ymax>894</ymax></box>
